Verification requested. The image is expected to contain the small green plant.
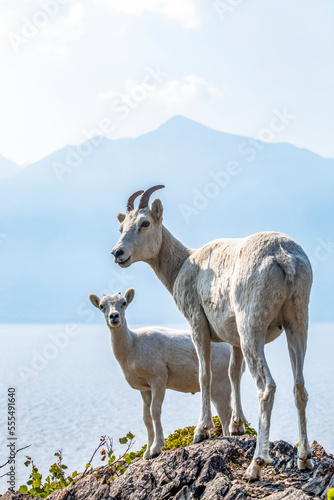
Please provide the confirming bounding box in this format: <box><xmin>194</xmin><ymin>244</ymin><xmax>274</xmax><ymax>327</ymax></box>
<box><xmin>244</xmin><ymin>421</ymin><xmax>257</xmax><ymax>436</ymax></box>
<box><xmin>163</xmin><ymin>425</ymin><xmax>196</xmax><ymax>451</ymax></box>
<box><xmin>18</xmin><ymin>433</ymin><xmax>136</xmax><ymax>498</ymax></box>
<box><xmin>19</xmin><ymin>451</ymin><xmax>77</xmax><ymax>498</ymax></box>
<box><xmin>133</xmin><ymin>444</ymin><xmax>147</xmax><ymax>458</ymax></box>
<box><xmin>94</xmin><ymin>432</ymin><xmax>136</xmax><ymax>481</ymax></box>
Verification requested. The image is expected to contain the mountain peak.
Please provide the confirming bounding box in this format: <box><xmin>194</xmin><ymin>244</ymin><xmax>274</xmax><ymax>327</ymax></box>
<box><xmin>158</xmin><ymin>115</ymin><xmax>215</xmax><ymax>132</ymax></box>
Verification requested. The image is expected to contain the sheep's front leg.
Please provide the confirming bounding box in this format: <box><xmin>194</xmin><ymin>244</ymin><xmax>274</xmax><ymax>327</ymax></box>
<box><xmin>191</xmin><ymin>319</ymin><xmax>214</xmax><ymax>444</ymax></box>
<box><xmin>140</xmin><ymin>391</ymin><xmax>154</xmax><ymax>460</ymax></box>
<box><xmin>149</xmin><ymin>380</ymin><xmax>166</xmax><ymax>458</ymax></box>
<box><xmin>229</xmin><ymin>346</ymin><xmax>247</xmax><ymax>435</ymax></box>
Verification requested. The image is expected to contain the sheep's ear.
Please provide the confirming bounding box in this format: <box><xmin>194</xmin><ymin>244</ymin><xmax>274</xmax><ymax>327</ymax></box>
<box><xmin>89</xmin><ymin>293</ymin><xmax>101</xmax><ymax>308</ymax></box>
<box><xmin>124</xmin><ymin>288</ymin><xmax>135</xmax><ymax>306</ymax></box>
<box><xmin>117</xmin><ymin>212</ymin><xmax>126</xmax><ymax>223</ymax></box>
<box><xmin>151</xmin><ymin>198</ymin><xmax>163</xmax><ymax>222</ymax></box>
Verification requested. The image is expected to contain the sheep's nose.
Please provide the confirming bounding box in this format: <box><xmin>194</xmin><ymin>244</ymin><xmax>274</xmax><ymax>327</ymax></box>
<box><xmin>112</xmin><ymin>249</ymin><xmax>124</xmax><ymax>260</ymax></box>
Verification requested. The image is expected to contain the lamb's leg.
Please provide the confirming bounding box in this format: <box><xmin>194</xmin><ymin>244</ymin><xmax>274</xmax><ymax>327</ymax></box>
<box><xmin>229</xmin><ymin>346</ymin><xmax>247</xmax><ymax>435</ymax></box>
<box><xmin>192</xmin><ymin>318</ymin><xmax>214</xmax><ymax>444</ymax></box>
<box><xmin>141</xmin><ymin>391</ymin><xmax>154</xmax><ymax>460</ymax></box>
<box><xmin>211</xmin><ymin>383</ymin><xmax>232</xmax><ymax>436</ymax></box>
<box><xmin>149</xmin><ymin>381</ymin><xmax>166</xmax><ymax>458</ymax></box>
<box><xmin>239</xmin><ymin>331</ymin><xmax>276</xmax><ymax>481</ymax></box>
<box><xmin>286</xmin><ymin>327</ymin><xmax>313</xmax><ymax>471</ymax></box>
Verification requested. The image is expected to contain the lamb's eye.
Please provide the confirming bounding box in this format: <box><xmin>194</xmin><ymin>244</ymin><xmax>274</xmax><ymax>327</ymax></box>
<box><xmin>99</xmin><ymin>304</ymin><xmax>104</xmax><ymax>310</ymax></box>
<box><xmin>122</xmin><ymin>301</ymin><xmax>126</xmax><ymax>307</ymax></box>
<box><xmin>141</xmin><ymin>221</ymin><xmax>150</xmax><ymax>228</ymax></box>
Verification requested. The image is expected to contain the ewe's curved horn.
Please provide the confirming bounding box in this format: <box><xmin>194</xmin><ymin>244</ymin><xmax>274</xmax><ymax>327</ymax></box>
<box><xmin>138</xmin><ymin>185</ymin><xmax>165</xmax><ymax>210</ymax></box>
<box><xmin>126</xmin><ymin>190</ymin><xmax>144</xmax><ymax>213</ymax></box>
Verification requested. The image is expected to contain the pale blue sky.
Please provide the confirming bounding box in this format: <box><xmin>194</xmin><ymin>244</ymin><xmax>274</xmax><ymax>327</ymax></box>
<box><xmin>0</xmin><ymin>0</ymin><xmax>333</xmax><ymax>164</ymax></box>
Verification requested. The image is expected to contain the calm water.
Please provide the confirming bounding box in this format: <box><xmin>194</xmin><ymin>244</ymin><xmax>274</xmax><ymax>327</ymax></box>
<box><xmin>0</xmin><ymin>323</ymin><xmax>333</xmax><ymax>492</ymax></box>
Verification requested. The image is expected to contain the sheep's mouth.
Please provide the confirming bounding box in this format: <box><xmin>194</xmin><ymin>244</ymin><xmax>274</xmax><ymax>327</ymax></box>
<box><xmin>118</xmin><ymin>256</ymin><xmax>131</xmax><ymax>267</ymax></box>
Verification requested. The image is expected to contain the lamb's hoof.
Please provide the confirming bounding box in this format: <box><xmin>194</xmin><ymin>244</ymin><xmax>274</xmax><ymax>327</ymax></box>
<box><xmin>229</xmin><ymin>419</ymin><xmax>246</xmax><ymax>436</ymax></box>
<box><xmin>297</xmin><ymin>455</ymin><xmax>313</xmax><ymax>471</ymax></box>
<box><xmin>193</xmin><ymin>433</ymin><xmax>210</xmax><ymax>444</ymax></box>
<box><xmin>231</xmin><ymin>428</ymin><xmax>245</xmax><ymax>436</ymax></box>
<box><xmin>150</xmin><ymin>452</ymin><xmax>161</xmax><ymax>459</ymax></box>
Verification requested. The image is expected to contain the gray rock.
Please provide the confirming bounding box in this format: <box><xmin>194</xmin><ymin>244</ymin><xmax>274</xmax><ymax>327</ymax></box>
<box><xmin>0</xmin><ymin>492</ymin><xmax>24</xmax><ymax>500</ymax></box>
<box><xmin>265</xmin><ymin>487</ymin><xmax>319</xmax><ymax>499</ymax></box>
<box><xmin>109</xmin><ymin>439</ymin><xmax>235</xmax><ymax>499</ymax></box>
<box><xmin>200</xmin><ymin>473</ymin><xmax>230</xmax><ymax>499</ymax></box>
<box><xmin>3</xmin><ymin>436</ymin><xmax>333</xmax><ymax>499</ymax></box>
<box><xmin>302</xmin><ymin>457</ymin><xmax>334</xmax><ymax>496</ymax></box>
<box><xmin>322</xmin><ymin>474</ymin><xmax>334</xmax><ymax>499</ymax></box>
<box><xmin>174</xmin><ymin>485</ymin><xmax>193</xmax><ymax>500</ymax></box>
<box><xmin>223</xmin><ymin>483</ymin><xmax>252</xmax><ymax>499</ymax></box>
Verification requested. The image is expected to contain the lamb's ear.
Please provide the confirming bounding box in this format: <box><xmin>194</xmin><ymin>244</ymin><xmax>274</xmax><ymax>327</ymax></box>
<box><xmin>151</xmin><ymin>198</ymin><xmax>163</xmax><ymax>222</ymax></box>
<box><xmin>89</xmin><ymin>293</ymin><xmax>101</xmax><ymax>309</ymax></box>
<box><xmin>117</xmin><ymin>212</ymin><xmax>126</xmax><ymax>223</ymax></box>
<box><xmin>124</xmin><ymin>288</ymin><xmax>135</xmax><ymax>307</ymax></box>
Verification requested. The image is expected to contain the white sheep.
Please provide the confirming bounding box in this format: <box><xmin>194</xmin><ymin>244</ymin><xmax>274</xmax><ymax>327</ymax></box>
<box><xmin>89</xmin><ymin>288</ymin><xmax>233</xmax><ymax>459</ymax></box>
<box><xmin>111</xmin><ymin>186</ymin><xmax>313</xmax><ymax>480</ymax></box>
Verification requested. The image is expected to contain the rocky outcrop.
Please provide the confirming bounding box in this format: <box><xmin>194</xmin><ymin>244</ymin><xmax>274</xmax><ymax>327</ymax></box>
<box><xmin>3</xmin><ymin>437</ymin><xmax>334</xmax><ymax>499</ymax></box>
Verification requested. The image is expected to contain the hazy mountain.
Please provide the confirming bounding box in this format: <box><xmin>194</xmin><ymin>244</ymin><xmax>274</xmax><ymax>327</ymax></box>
<box><xmin>0</xmin><ymin>116</ymin><xmax>333</xmax><ymax>324</ymax></box>
<box><xmin>0</xmin><ymin>154</ymin><xmax>21</xmax><ymax>180</ymax></box>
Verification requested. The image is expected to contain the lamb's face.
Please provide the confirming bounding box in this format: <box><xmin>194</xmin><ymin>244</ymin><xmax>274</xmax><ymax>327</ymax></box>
<box><xmin>99</xmin><ymin>293</ymin><xmax>127</xmax><ymax>328</ymax></box>
<box><xmin>111</xmin><ymin>203</ymin><xmax>163</xmax><ymax>268</ymax></box>
<box><xmin>89</xmin><ymin>289</ymin><xmax>135</xmax><ymax>328</ymax></box>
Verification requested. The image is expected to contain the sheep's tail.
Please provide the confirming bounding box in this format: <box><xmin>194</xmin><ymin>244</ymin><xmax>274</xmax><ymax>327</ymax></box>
<box><xmin>275</xmin><ymin>245</ymin><xmax>296</xmax><ymax>284</ymax></box>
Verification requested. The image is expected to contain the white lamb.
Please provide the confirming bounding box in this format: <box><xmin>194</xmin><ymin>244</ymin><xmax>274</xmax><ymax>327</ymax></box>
<box><xmin>89</xmin><ymin>288</ymin><xmax>234</xmax><ymax>459</ymax></box>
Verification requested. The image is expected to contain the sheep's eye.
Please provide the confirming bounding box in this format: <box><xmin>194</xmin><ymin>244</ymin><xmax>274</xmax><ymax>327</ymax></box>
<box><xmin>99</xmin><ymin>304</ymin><xmax>104</xmax><ymax>310</ymax></box>
<box><xmin>141</xmin><ymin>221</ymin><xmax>150</xmax><ymax>228</ymax></box>
<box><xmin>122</xmin><ymin>301</ymin><xmax>126</xmax><ymax>307</ymax></box>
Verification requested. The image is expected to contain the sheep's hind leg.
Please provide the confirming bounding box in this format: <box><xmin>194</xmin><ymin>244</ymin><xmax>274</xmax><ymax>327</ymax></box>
<box><xmin>239</xmin><ymin>328</ymin><xmax>276</xmax><ymax>481</ymax></box>
<box><xmin>192</xmin><ymin>319</ymin><xmax>214</xmax><ymax>444</ymax></box>
<box><xmin>229</xmin><ymin>346</ymin><xmax>247</xmax><ymax>435</ymax></box>
<box><xmin>149</xmin><ymin>380</ymin><xmax>166</xmax><ymax>458</ymax></box>
<box><xmin>141</xmin><ymin>391</ymin><xmax>154</xmax><ymax>460</ymax></box>
<box><xmin>286</xmin><ymin>326</ymin><xmax>313</xmax><ymax>471</ymax></box>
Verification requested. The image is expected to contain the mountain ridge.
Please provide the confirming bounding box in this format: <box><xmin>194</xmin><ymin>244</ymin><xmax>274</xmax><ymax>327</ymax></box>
<box><xmin>1</xmin><ymin>115</ymin><xmax>331</xmax><ymax>184</ymax></box>
<box><xmin>0</xmin><ymin>115</ymin><xmax>333</xmax><ymax>323</ymax></box>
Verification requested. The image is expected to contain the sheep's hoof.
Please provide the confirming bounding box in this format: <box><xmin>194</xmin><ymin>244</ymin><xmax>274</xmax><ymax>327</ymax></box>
<box><xmin>243</xmin><ymin>471</ymin><xmax>260</xmax><ymax>482</ymax></box>
<box><xmin>244</xmin><ymin>461</ymin><xmax>262</xmax><ymax>481</ymax></box>
<box><xmin>297</xmin><ymin>455</ymin><xmax>313</xmax><ymax>471</ymax></box>
<box><xmin>150</xmin><ymin>452</ymin><xmax>161</xmax><ymax>459</ymax></box>
<box><xmin>244</xmin><ymin>456</ymin><xmax>270</xmax><ymax>481</ymax></box>
<box><xmin>193</xmin><ymin>433</ymin><xmax>209</xmax><ymax>444</ymax></box>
